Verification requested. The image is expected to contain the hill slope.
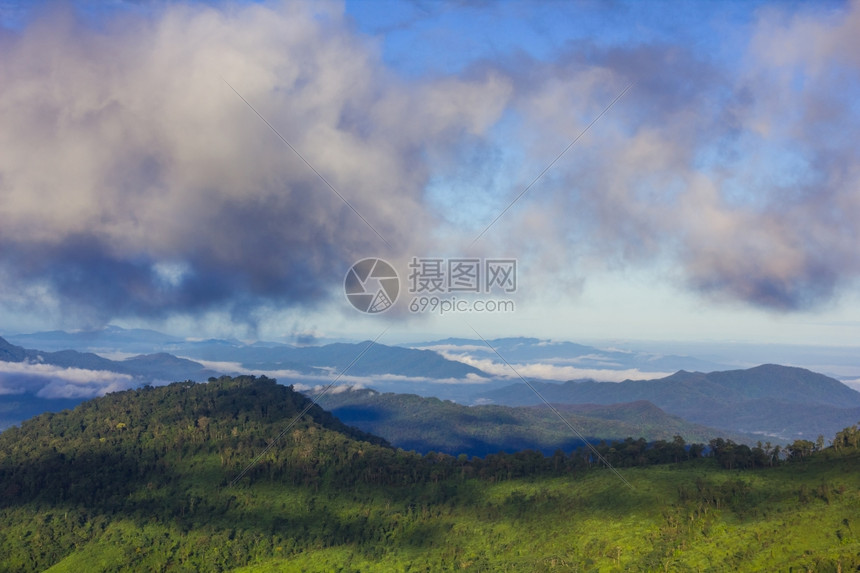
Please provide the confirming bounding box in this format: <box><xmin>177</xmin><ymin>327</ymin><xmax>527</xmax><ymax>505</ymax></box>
<box><xmin>319</xmin><ymin>389</ymin><xmax>756</xmax><ymax>456</ymax></box>
<box><xmin>476</xmin><ymin>364</ymin><xmax>860</xmax><ymax>440</ymax></box>
<box><xmin>2</xmin><ymin>376</ymin><xmax>860</xmax><ymax>571</ymax></box>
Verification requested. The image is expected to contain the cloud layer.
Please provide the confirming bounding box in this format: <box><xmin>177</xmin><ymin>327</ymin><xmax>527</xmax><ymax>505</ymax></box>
<box><xmin>437</xmin><ymin>351</ymin><xmax>672</xmax><ymax>383</ymax></box>
<box><xmin>0</xmin><ymin>361</ymin><xmax>134</xmax><ymax>398</ymax></box>
<box><xmin>1</xmin><ymin>0</ymin><xmax>859</xmax><ymax>330</ymax></box>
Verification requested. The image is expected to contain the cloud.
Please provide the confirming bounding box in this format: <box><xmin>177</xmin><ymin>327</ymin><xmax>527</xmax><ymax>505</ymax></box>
<box><xmin>410</xmin><ymin>343</ymin><xmax>493</xmax><ymax>354</ymax></box>
<box><xmin>542</xmin><ymin>354</ymin><xmax>622</xmax><ymax>367</ymax></box>
<box><xmin>291</xmin><ymin>383</ymin><xmax>364</xmax><ymax>394</ymax></box>
<box><xmin>0</xmin><ymin>1</ymin><xmax>511</xmax><ymax>326</ymax></box>
<box><xmin>0</xmin><ymin>361</ymin><xmax>135</xmax><ymax>398</ymax></box>
<box><xmin>841</xmin><ymin>378</ymin><xmax>860</xmax><ymax>393</ymax></box>
<box><xmin>185</xmin><ymin>356</ymin><xmax>491</xmax><ymax>387</ymax></box>
<box><xmin>437</xmin><ymin>351</ymin><xmax>671</xmax><ymax>382</ymax></box>
<box><xmin>2</xmin><ymin>0</ymin><xmax>859</xmax><ymax>330</ymax></box>
<box><xmin>472</xmin><ymin>1</ymin><xmax>860</xmax><ymax>311</ymax></box>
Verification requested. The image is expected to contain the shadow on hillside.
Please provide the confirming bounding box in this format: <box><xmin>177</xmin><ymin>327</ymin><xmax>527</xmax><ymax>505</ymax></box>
<box><xmin>0</xmin><ymin>446</ymin><xmax>450</xmax><ymax>552</ymax></box>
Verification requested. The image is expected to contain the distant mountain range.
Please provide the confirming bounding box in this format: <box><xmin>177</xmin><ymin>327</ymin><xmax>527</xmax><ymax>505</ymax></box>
<box><xmin>475</xmin><ymin>364</ymin><xmax>860</xmax><ymax>441</ymax></box>
<box><xmin>6</xmin><ymin>325</ymin><xmax>187</xmax><ymax>354</ymax></box>
<box><xmin>175</xmin><ymin>340</ymin><xmax>488</xmax><ymax>380</ymax></box>
<box><xmin>317</xmin><ymin>388</ymin><xmax>757</xmax><ymax>457</ymax></box>
<box><xmin>5</xmin><ymin>328</ymin><xmax>735</xmax><ymax>377</ymax></box>
<box><xmin>0</xmin><ymin>336</ymin><xmax>219</xmax><ymax>382</ymax></box>
<box><xmin>0</xmin><ymin>333</ymin><xmax>496</xmax><ymax>429</ymax></box>
<box><xmin>410</xmin><ymin>336</ymin><xmax>734</xmax><ymax>373</ymax></box>
<box><xmin>3</xmin><ymin>327</ymin><xmax>860</xmax><ymax>446</ymax></box>
<box><xmin>0</xmin><ymin>336</ymin><xmax>223</xmax><ymax>430</ymax></box>
<box><xmin>4</xmin><ymin>328</ymin><xmax>490</xmax><ymax>381</ymax></box>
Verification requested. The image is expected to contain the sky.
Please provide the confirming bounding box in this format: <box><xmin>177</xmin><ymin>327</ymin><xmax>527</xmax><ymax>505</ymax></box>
<box><xmin>1</xmin><ymin>0</ymin><xmax>860</xmax><ymax>347</ymax></box>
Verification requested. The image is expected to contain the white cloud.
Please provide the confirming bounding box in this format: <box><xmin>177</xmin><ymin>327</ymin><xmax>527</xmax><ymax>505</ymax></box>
<box><xmin>181</xmin><ymin>358</ymin><xmax>245</xmax><ymax>373</ymax></box>
<box><xmin>0</xmin><ymin>360</ymin><xmax>135</xmax><ymax>398</ymax></box>
<box><xmin>182</xmin><ymin>356</ymin><xmax>492</xmax><ymax>387</ymax></box>
<box><xmin>541</xmin><ymin>354</ymin><xmax>622</xmax><ymax>367</ymax></box>
<box><xmin>436</xmin><ymin>351</ymin><xmax>671</xmax><ymax>382</ymax></box>
<box><xmin>841</xmin><ymin>378</ymin><xmax>860</xmax><ymax>393</ymax></box>
<box><xmin>291</xmin><ymin>383</ymin><xmax>364</xmax><ymax>394</ymax></box>
<box><xmin>410</xmin><ymin>344</ymin><xmax>493</xmax><ymax>354</ymax></box>
<box><xmin>480</xmin><ymin>1</ymin><xmax>860</xmax><ymax>312</ymax></box>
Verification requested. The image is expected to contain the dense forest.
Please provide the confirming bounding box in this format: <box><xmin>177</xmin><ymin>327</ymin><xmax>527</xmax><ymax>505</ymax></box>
<box><xmin>1</xmin><ymin>375</ymin><xmax>859</xmax><ymax>571</ymax></box>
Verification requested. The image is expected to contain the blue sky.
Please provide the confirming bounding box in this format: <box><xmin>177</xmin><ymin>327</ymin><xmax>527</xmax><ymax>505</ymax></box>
<box><xmin>346</xmin><ymin>0</ymin><xmax>755</xmax><ymax>74</ymax></box>
<box><xmin>1</xmin><ymin>0</ymin><xmax>859</xmax><ymax>347</ymax></box>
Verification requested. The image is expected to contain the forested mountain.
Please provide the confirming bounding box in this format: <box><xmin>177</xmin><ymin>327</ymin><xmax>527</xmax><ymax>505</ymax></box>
<box><xmin>2</xmin><ymin>375</ymin><xmax>860</xmax><ymax>571</ymax></box>
<box><xmin>477</xmin><ymin>364</ymin><xmax>860</xmax><ymax>440</ymax></box>
<box><xmin>318</xmin><ymin>389</ymin><xmax>756</xmax><ymax>456</ymax></box>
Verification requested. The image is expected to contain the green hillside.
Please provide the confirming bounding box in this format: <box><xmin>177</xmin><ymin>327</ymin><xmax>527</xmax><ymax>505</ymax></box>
<box><xmin>320</xmin><ymin>389</ymin><xmax>756</xmax><ymax>456</ymax></box>
<box><xmin>1</xmin><ymin>375</ymin><xmax>859</xmax><ymax>572</ymax></box>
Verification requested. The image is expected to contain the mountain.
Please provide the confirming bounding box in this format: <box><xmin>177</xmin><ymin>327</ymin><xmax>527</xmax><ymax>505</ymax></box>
<box><xmin>8</xmin><ymin>327</ymin><xmax>735</xmax><ymax>379</ymax></box>
<box><xmin>0</xmin><ymin>336</ymin><xmax>222</xmax><ymax>430</ymax></box>
<box><xmin>175</xmin><ymin>340</ymin><xmax>489</xmax><ymax>379</ymax></box>
<box><xmin>115</xmin><ymin>352</ymin><xmax>224</xmax><ymax>381</ymax></box>
<box><xmin>0</xmin><ymin>332</ymin><xmax>498</xmax><ymax>430</ymax></box>
<box><xmin>2</xmin><ymin>374</ymin><xmax>860</xmax><ymax>571</ymax></box>
<box><xmin>317</xmin><ymin>388</ymin><xmax>757</xmax><ymax>457</ymax></box>
<box><xmin>5</xmin><ymin>325</ymin><xmax>184</xmax><ymax>353</ymax></box>
<box><xmin>0</xmin><ymin>336</ymin><xmax>219</xmax><ymax>383</ymax></box>
<box><xmin>410</xmin><ymin>336</ymin><xmax>733</xmax><ymax>373</ymax></box>
<box><xmin>0</xmin><ymin>336</ymin><xmax>27</xmax><ymax>362</ymax></box>
<box><xmin>476</xmin><ymin>364</ymin><xmax>860</xmax><ymax>441</ymax></box>
<box><xmin>7</xmin><ymin>327</ymin><xmax>493</xmax><ymax>380</ymax></box>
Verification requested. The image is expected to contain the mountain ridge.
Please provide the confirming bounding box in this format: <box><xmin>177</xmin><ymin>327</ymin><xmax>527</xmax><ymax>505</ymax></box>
<box><xmin>317</xmin><ymin>388</ymin><xmax>758</xmax><ymax>456</ymax></box>
<box><xmin>0</xmin><ymin>335</ymin><xmax>219</xmax><ymax>382</ymax></box>
<box><xmin>476</xmin><ymin>364</ymin><xmax>860</xmax><ymax>440</ymax></box>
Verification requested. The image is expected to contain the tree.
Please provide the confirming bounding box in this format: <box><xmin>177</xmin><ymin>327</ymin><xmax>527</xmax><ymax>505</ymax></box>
<box><xmin>787</xmin><ymin>439</ymin><xmax>815</xmax><ymax>461</ymax></box>
<box><xmin>815</xmin><ymin>434</ymin><xmax>826</xmax><ymax>452</ymax></box>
